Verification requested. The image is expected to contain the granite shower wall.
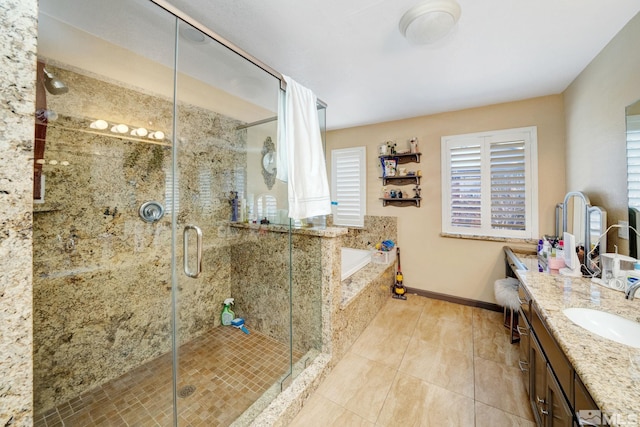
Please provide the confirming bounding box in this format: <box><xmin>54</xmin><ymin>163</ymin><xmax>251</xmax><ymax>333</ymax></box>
<box><xmin>228</xmin><ymin>215</ymin><xmax>398</xmax><ymax>357</ymax></box>
<box><xmin>33</xmin><ymin>66</ymin><xmax>246</xmax><ymax>412</ymax></box>
<box><xmin>230</xmin><ymin>229</ymin><xmax>323</xmax><ymax>354</ymax></box>
<box><xmin>335</xmin><ymin>215</ymin><xmax>398</xmax><ymax>251</ymax></box>
<box><xmin>0</xmin><ymin>0</ymin><xmax>37</xmax><ymax>424</ymax></box>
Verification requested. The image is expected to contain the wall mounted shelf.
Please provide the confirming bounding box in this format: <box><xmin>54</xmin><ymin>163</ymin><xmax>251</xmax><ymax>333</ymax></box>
<box><xmin>379</xmin><ymin>151</ymin><xmax>422</xmax><ymax>208</ymax></box>
<box><xmin>380</xmin><ymin>175</ymin><xmax>420</xmax><ymax>186</ymax></box>
<box><xmin>380</xmin><ymin>197</ymin><xmax>421</xmax><ymax>207</ymax></box>
<box><xmin>379</xmin><ymin>152</ymin><xmax>421</xmax><ymax>164</ymax></box>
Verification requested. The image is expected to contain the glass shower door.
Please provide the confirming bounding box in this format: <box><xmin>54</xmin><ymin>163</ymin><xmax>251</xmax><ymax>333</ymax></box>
<box><xmin>173</xmin><ymin>18</ymin><xmax>290</xmax><ymax>425</ymax></box>
<box><xmin>33</xmin><ymin>0</ymin><xmax>180</xmax><ymax>425</ymax></box>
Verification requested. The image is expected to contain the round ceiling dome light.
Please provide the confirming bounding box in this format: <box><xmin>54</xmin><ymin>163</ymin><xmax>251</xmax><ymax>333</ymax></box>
<box><xmin>399</xmin><ymin>0</ymin><xmax>461</xmax><ymax>44</ymax></box>
<box><xmin>179</xmin><ymin>25</ymin><xmax>208</xmax><ymax>44</ymax></box>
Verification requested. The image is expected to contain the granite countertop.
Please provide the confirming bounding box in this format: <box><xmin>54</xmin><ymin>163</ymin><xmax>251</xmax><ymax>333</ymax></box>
<box><xmin>513</xmin><ymin>253</ymin><xmax>640</xmax><ymax>425</ymax></box>
<box><xmin>229</xmin><ymin>222</ymin><xmax>348</xmax><ymax>238</ymax></box>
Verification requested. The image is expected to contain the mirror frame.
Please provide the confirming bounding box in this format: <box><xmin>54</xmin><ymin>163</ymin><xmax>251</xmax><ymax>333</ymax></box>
<box><xmin>261</xmin><ymin>136</ymin><xmax>276</xmax><ymax>190</ymax></box>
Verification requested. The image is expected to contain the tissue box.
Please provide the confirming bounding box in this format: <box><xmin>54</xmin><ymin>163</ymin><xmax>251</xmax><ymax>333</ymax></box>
<box><xmin>371</xmin><ymin>247</ymin><xmax>396</xmax><ymax>265</ymax></box>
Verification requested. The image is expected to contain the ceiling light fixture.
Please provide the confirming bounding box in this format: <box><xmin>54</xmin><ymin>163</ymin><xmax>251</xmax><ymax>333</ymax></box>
<box><xmin>399</xmin><ymin>0</ymin><xmax>461</xmax><ymax>45</ymax></box>
<box><xmin>179</xmin><ymin>25</ymin><xmax>208</xmax><ymax>44</ymax></box>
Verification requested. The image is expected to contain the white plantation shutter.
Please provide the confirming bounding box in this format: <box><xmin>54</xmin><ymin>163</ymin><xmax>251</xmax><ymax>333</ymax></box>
<box><xmin>442</xmin><ymin>127</ymin><xmax>538</xmax><ymax>239</ymax></box>
<box><xmin>449</xmin><ymin>142</ymin><xmax>482</xmax><ymax>228</ymax></box>
<box><xmin>331</xmin><ymin>147</ymin><xmax>366</xmax><ymax>227</ymax></box>
<box><xmin>490</xmin><ymin>139</ymin><xmax>526</xmax><ymax>231</ymax></box>
<box><xmin>627</xmin><ymin>115</ymin><xmax>640</xmax><ymax>208</ymax></box>
<box><xmin>165</xmin><ymin>166</ymin><xmax>179</xmax><ymax>215</ymax></box>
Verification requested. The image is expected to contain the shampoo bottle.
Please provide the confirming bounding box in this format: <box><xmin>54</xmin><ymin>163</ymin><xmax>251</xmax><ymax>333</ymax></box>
<box><xmin>221</xmin><ymin>298</ymin><xmax>235</xmax><ymax>326</ymax></box>
<box><xmin>230</xmin><ymin>192</ymin><xmax>239</xmax><ymax>222</ymax></box>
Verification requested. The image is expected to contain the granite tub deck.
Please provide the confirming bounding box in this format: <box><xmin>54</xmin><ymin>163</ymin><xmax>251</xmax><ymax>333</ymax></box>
<box><xmin>512</xmin><ymin>251</ymin><xmax>640</xmax><ymax>426</ymax></box>
<box><xmin>232</xmin><ymin>215</ymin><xmax>397</xmax><ymax>426</ymax></box>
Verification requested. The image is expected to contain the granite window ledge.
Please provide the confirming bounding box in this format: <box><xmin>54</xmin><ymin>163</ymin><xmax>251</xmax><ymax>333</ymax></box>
<box><xmin>440</xmin><ymin>232</ymin><xmax>538</xmax><ymax>246</ymax></box>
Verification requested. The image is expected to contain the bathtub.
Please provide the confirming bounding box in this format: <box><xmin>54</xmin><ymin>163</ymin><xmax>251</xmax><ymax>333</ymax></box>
<box><xmin>341</xmin><ymin>248</ymin><xmax>372</xmax><ymax>281</ymax></box>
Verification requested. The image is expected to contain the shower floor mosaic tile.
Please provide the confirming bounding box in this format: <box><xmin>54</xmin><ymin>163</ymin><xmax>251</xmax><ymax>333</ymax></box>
<box><xmin>34</xmin><ymin>327</ymin><xmax>302</xmax><ymax>427</ymax></box>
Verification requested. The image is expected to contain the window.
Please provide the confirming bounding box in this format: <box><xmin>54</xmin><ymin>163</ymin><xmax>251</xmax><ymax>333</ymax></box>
<box><xmin>331</xmin><ymin>147</ymin><xmax>366</xmax><ymax>227</ymax></box>
<box><xmin>441</xmin><ymin>126</ymin><xmax>538</xmax><ymax>239</ymax></box>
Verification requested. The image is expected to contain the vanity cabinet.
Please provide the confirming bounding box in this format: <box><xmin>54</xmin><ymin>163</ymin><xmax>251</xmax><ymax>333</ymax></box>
<box><xmin>504</xmin><ymin>247</ymin><xmax>605</xmax><ymax>427</ymax></box>
<box><xmin>528</xmin><ymin>303</ymin><xmax>578</xmax><ymax>427</ymax></box>
<box><xmin>378</xmin><ymin>153</ymin><xmax>422</xmax><ymax>207</ymax></box>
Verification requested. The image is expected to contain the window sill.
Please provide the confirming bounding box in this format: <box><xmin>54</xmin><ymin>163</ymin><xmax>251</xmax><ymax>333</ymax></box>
<box><xmin>440</xmin><ymin>232</ymin><xmax>538</xmax><ymax>245</ymax></box>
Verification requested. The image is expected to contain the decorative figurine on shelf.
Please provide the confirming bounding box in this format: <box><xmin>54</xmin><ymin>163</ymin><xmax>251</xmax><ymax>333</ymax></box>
<box><xmin>398</xmin><ymin>190</ymin><xmax>403</xmax><ymax>199</ymax></box>
<box><xmin>409</xmin><ymin>137</ymin><xmax>419</xmax><ymax>154</ymax></box>
<box><xmin>390</xmin><ymin>189</ymin><xmax>397</xmax><ymax>198</ymax></box>
<box><xmin>386</xmin><ymin>140</ymin><xmax>397</xmax><ymax>155</ymax></box>
<box><xmin>413</xmin><ymin>185</ymin><xmax>421</xmax><ymax>199</ymax></box>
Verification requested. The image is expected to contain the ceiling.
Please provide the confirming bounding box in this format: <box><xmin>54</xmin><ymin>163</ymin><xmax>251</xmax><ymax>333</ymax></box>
<box><xmin>163</xmin><ymin>0</ymin><xmax>640</xmax><ymax>130</ymax></box>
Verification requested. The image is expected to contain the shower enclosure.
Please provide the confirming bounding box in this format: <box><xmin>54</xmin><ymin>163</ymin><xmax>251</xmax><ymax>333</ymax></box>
<box><xmin>33</xmin><ymin>0</ymin><xmax>324</xmax><ymax>425</ymax></box>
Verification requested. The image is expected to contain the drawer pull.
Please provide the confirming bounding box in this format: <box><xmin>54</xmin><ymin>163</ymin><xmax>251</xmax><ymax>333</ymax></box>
<box><xmin>516</xmin><ymin>325</ymin><xmax>528</xmax><ymax>336</ymax></box>
<box><xmin>518</xmin><ymin>360</ymin><xmax>529</xmax><ymax>372</ymax></box>
<box><xmin>540</xmin><ymin>408</ymin><xmax>549</xmax><ymax>416</ymax></box>
<box><xmin>536</xmin><ymin>396</ymin><xmax>546</xmax><ymax>405</ymax></box>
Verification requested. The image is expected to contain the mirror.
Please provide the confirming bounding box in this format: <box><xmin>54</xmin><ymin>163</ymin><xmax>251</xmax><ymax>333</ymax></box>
<box><xmin>627</xmin><ymin>99</ymin><xmax>640</xmax><ymax>257</ymax></box>
<box><xmin>561</xmin><ymin>192</ymin><xmax>590</xmax><ymax>252</ymax></box>
<box><xmin>556</xmin><ymin>191</ymin><xmax>608</xmax><ymax>274</ymax></box>
<box><xmin>262</xmin><ymin>151</ymin><xmax>276</xmax><ymax>174</ymax></box>
<box><xmin>261</xmin><ymin>136</ymin><xmax>276</xmax><ymax>189</ymax></box>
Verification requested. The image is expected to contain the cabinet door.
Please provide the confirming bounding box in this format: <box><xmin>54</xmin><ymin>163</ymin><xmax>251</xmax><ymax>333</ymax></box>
<box><xmin>546</xmin><ymin>365</ymin><xmax>573</xmax><ymax>427</ymax></box>
<box><xmin>574</xmin><ymin>374</ymin><xmax>603</xmax><ymax>426</ymax></box>
<box><xmin>517</xmin><ymin>310</ymin><xmax>531</xmax><ymax>395</ymax></box>
<box><xmin>531</xmin><ymin>333</ymin><xmax>547</xmax><ymax>426</ymax></box>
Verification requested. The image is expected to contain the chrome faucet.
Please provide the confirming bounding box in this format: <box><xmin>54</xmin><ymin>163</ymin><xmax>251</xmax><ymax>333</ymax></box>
<box><xmin>626</xmin><ymin>282</ymin><xmax>640</xmax><ymax>300</ymax></box>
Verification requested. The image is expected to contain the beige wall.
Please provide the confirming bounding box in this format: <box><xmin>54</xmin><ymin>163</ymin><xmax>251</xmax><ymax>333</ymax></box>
<box><xmin>328</xmin><ymin>95</ymin><xmax>566</xmax><ymax>303</ymax></box>
<box><xmin>564</xmin><ymin>12</ymin><xmax>640</xmax><ymax>255</ymax></box>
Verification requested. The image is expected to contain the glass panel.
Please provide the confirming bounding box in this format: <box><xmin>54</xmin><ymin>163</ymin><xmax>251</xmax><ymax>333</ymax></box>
<box><xmin>174</xmin><ymin>19</ymin><xmax>287</xmax><ymax>425</ymax></box>
<box><xmin>33</xmin><ymin>0</ymin><xmax>177</xmax><ymax>425</ymax></box>
<box><xmin>290</xmin><ymin>104</ymin><xmax>327</xmax><ymax>383</ymax></box>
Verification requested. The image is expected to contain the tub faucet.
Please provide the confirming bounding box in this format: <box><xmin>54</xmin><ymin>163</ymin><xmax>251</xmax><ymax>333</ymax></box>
<box><xmin>626</xmin><ymin>282</ymin><xmax>640</xmax><ymax>300</ymax></box>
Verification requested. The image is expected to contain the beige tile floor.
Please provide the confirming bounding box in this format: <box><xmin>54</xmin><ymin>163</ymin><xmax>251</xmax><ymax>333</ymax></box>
<box><xmin>34</xmin><ymin>327</ymin><xmax>302</xmax><ymax>427</ymax></box>
<box><xmin>290</xmin><ymin>295</ymin><xmax>535</xmax><ymax>427</ymax></box>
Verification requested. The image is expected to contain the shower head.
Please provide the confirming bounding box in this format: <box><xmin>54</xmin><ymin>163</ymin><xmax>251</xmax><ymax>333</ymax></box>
<box><xmin>43</xmin><ymin>68</ymin><xmax>69</xmax><ymax>95</ymax></box>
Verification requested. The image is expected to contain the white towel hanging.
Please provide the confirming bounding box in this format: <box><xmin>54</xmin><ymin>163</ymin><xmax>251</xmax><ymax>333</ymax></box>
<box><xmin>277</xmin><ymin>75</ymin><xmax>331</xmax><ymax>220</ymax></box>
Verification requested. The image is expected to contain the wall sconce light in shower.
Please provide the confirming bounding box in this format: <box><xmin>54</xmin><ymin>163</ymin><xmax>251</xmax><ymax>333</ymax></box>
<box><xmin>43</xmin><ymin>68</ymin><xmax>69</xmax><ymax>95</ymax></box>
<box><xmin>147</xmin><ymin>131</ymin><xmax>165</xmax><ymax>140</ymax></box>
<box><xmin>88</xmin><ymin>119</ymin><xmax>167</xmax><ymax>141</ymax></box>
<box><xmin>110</xmin><ymin>124</ymin><xmax>129</xmax><ymax>134</ymax></box>
<box><xmin>131</xmin><ymin>127</ymin><xmax>147</xmax><ymax>137</ymax></box>
<box><xmin>89</xmin><ymin>119</ymin><xmax>109</xmax><ymax>130</ymax></box>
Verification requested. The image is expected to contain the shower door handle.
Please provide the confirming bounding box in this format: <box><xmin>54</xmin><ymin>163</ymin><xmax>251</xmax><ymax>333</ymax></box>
<box><xmin>183</xmin><ymin>225</ymin><xmax>203</xmax><ymax>278</ymax></box>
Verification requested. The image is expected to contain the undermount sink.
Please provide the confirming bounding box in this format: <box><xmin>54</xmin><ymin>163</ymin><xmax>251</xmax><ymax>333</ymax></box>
<box><xmin>563</xmin><ymin>308</ymin><xmax>640</xmax><ymax>348</ymax></box>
